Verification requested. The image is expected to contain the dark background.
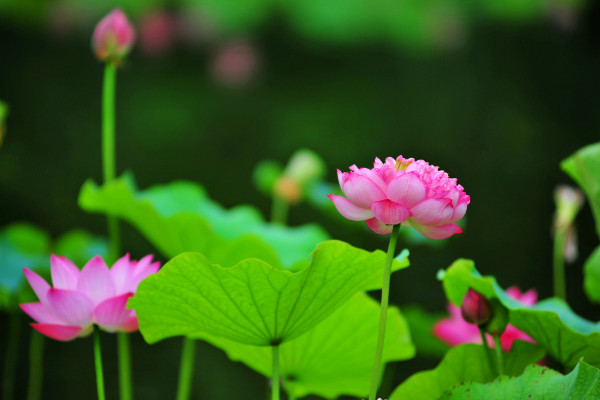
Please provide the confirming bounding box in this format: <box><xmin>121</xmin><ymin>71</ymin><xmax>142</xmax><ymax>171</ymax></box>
<box><xmin>1</xmin><ymin>0</ymin><xmax>600</xmax><ymax>398</ymax></box>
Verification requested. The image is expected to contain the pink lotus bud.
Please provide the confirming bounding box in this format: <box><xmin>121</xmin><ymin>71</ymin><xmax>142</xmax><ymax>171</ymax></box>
<box><xmin>460</xmin><ymin>289</ymin><xmax>490</xmax><ymax>326</ymax></box>
<box><xmin>274</xmin><ymin>176</ymin><xmax>301</xmax><ymax>203</ymax></box>
<box><xmin>328</xmin><ymin>156</ymin><xmax>469</xmax><ymax>239</ymax></box>
<box><xmin>92</xmin><ymin>8</ymin><xmax>136</xmax><ymax>63</ymax></box>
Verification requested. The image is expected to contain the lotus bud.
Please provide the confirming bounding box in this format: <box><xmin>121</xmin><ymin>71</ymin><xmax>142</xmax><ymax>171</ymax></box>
<box><xmin>274</xmin><ymin>176</ymin><xmax>301</xmax><ymax>203</ymax></box>
<box><xmin>284</xmin><ymin>149</ymin><xmax>326</xmax><ymax>187</ymax></box>
<box><xmin>553</xmin><ymin>185</ymin><xmax>584</xmax><ymax>233</ymax></box>
<box><xmin>92</xmin><ymin>8</ymin><xmax>136</xmax><ymax>64</ymax></box>
<box><xmin>460</xmin><ymin>288</ymin><xmax>491</xmax><ymax>326</ymax></box>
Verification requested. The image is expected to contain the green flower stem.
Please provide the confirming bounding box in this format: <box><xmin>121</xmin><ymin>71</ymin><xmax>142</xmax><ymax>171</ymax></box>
<box><xmin>272</xmin><ymin>345</ymin><xmax>280</xmax><ymax>400</ymax></box>
<box><xmin>117</xmin><ymin>333</ymin><xmax>132</xmax><ymax>400</ymax></box>
<box><xmin>493</xmin><ymin>335</ymin><xmax>504</xmax><ymax>376</ymax></box>
<box><xmin>2</xmin><ymin>312</ymin><xmax>21</xmax><ymax>400</ymax></box>
<box><xmin>478</xmin><ymin>326</ymin><xmax>496</xmax><ymax>375</ymax></box>
<box><xmin>27</xmin><ymin>332</ymin><xmax>45</xmax><ymax>400</ymax></box>
<box><xmin>102</xmin><ymin>62</ymin><xmax>120</xmax><ymax>262</ymax></box>
<box><xmin>176</xmin><ymin>337</ymin><xmax>196</xmax><ymax>400</ymax></box>
<box><xmin>94</xmin><ymin>328</ymin><xmax>106</xmax><ymax>400</ymax></box>
<box><xmin>553</xmin><ymin>230</ymin><xmax>567</xmax><ymax>300</ymax></box>
<box><xmin>368</xmin><ymin>224</ymin><xmax>400</xmax><ymax>400</ymax></box>
<box><xmin>271</xmin><ymin>194</ymin><xmax>289</xmax><ymax>225</ymax></box>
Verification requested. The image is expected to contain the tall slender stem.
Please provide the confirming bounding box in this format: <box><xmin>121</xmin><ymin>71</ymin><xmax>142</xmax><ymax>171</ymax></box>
<box><xmin>27</xmin><ymin>332</ymin><xmax>45</xmax><ymax>400</ymax></box>
<box><xmin>478</xmin><ymin>326</ymin><xmax>496</xmax><ymax>375</ymax></box>
<box><xmin>176</xmin><ymin>337</ymin><xmax>196</xmax><ymax>400</ymax></box>
<box><xmin>553</xmin><ymin>230</ymin><xmax>567</xmax><ymax>300</ymax></box>
<box><xmin>368</xmin><ymin>224</ymin><xmax>400</xmax><ymax>400</ymax></box>
<box><xmin>93</xmin><ymin>328</ymin><xmax>106</xmax><ymax>400</ymax></box>
<box><xmin>271</xmin><ymin>345</ymin><xmax>280</xmax><ymax>400</ymax></box>
<box><xmin>493</xmin><ymin>335</ymin><xmax>504</xmax><ymax>376</ymax></box>
<box><xmin>118</xmin><ymin>333</ymin><xmax>132</xmax><ymax>400</ymax></box>
<box><xmin>2</xmin><ymin>312</ymin><xmax>21</xmax><ymax>400</ymax></box>
<box><xmin>102</xmin><ymin>62</ymin><xmax>120</xmax><ymax>262</ymax></box>
<box><xmin>271</xmin><ymin>194</ymin><xmax>289</xmax><ymax>225</ymax></box>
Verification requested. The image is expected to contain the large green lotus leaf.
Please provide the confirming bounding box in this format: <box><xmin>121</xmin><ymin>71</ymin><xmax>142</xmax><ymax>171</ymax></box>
<box><xmin>438</xmin><ymin>259</ymin><xmax>600</xmax><ymax>367</ymax></box>
<box><xmin>440</xmin><ymin>360</ymin><xmax>600</xmax><ymax>400</ymax></box>
<box><xmin>584</xmin><ymin>246</ymin><xmax>600</xmax><ymax>304</ymax></box>
<box><xmin>130</xmin><ymin>240</ymin><xmax>410</xmax><ymax>346</ymax></box>
<box><xmin>561</xmin><ymin>142</ymin><xmax>600</xmax><ymax>238</ymax></box>
<box><xmin>402</xmin><ymin>304</ymin><xmax>450</xmax><ymax>358</ymax></box>
<box><xmin>390</xmin><ymin>341</ymin><xmax>545</xmax><ymax>400</ymax></box>
<box><xmin>78</xmin><ymin>173</ymin><xmax>328</xmax><ymax>267</ymax></box>
<box><xmin>192</xmin><ymin>292</ymin><xmax>414</xmax><ymax>399</ymax></box>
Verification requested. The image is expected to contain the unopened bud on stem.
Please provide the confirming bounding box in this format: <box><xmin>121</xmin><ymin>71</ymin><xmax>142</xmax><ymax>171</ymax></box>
<box><xmin>92</xmin><ymin>8</ymin><xmax>136</xmax><ymax>64</ymax></box>
<box><xmin>461</xmin><ymin>288</ymin><xmax>491</xmax><ymax>325</ymax></box>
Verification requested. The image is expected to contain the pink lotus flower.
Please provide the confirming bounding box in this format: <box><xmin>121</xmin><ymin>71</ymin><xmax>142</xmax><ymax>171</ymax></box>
<box><xmin>328</xmin><ymin>156</ymin><xmax>469</xmax><ymax>239</ymax></box>
<box><xmin>93</xmin><ymin>8</ymin><xmax>136</xmax><ymax>63</ymax></box>
<box><xmin>433</xmin><ymin>287</ymin><xmax>537</xmax><ymax>351</ymax></box>
<box><xmin>20</xmin><ymin>254</ymin><xmax>159</xmax><ymax>341</ymax></box>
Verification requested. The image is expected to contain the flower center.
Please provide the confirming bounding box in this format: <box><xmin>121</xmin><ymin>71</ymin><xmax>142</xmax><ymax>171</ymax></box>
<box><xmin>395</xmin><ymin>158</ymin><xmax>412</xmax><ymax>171</ymax></box>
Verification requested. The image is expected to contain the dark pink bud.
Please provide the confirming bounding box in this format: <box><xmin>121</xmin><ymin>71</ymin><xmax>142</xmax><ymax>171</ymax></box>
<box><xmin>460</xmin><ymin>288</ymin><xmax>491</xmax><ymax>325</ymax></box>
<box><xmin>92</xmin><ymin>8</ymin><xmax>136</xmax><ymax>63</ymax></box>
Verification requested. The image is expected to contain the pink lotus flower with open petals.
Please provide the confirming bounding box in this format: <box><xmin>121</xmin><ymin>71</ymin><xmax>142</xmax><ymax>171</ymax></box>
<box><xmin>328</xmin><ymin>156</ymin><xmax>470</xmax><ymax>239</ymax></box>
<box><xmin>20</xmin><ymin>254</ymin><xmax>159</xmax><ymax>341</ymax></box>
<box><xmin>433</xmin><ymin>287</ymin><xmax>537</xmax><ymax>351</ymax></box>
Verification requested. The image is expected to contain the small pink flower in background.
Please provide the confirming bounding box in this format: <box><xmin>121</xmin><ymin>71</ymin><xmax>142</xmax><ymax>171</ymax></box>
<box><xmin>93</xmin><ymin>8</ymin><xmax>136</xmax><ymax>63</ymax></box>
<box><xmin>434</xmin><ymin>286</ymin><xmax>537</xmax><ymax>351</ymax></box>
<box><xmin>20</xmin><ymin>254</ymin><xmax>159</xmax><ymax>341</ymax></box>
<box><xmin>139</xmin><ymin>10</ymin><xmax>177</xmax><ymax>56</ymax></box>
<box><xmin>211</xmin><ymin>39</ymin><xmax>259</xmax><ymax>87</ymax></box>
<box><xmin>328</xmin><ymin>156</ymin><xmax>470</xmax><ymax>239</ymax></box>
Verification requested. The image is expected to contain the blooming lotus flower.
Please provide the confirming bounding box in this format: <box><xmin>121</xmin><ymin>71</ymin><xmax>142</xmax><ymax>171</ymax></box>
<box><xmin>434</xmin><ymin>287</ymin><xmax>537</xmax><ymax>351</ymax></box>
<box><xmin>328</xmin><ymin>156</ymin><xmax>470</xmax><ymax>239</ymax></box>
<box><xmin>93</xmin><ymin>8</ymin><xmax>136</xmax><ymax>63</ymax></box>
<box><xmin>20</xmin><ymin>254</ymin><xmax>159</xmax><ymax>341</ymax></box>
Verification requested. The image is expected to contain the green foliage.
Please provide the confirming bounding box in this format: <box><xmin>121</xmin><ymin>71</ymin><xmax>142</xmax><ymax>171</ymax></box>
<box><xmin>402</xmin><ymin>304</ymin><xmax>450</xmax><ymax>358</ymax></box>
<box><xmin>584</xmin><ymin>246</ymin><xmax>600</xmax><ymax>304</ymax></box>
<box><xmin>439</xmin><ymin>360</ymin><xmax>600</xmax><ymax>400</ymax></box>
<box><xmin>0</xmin><ymin>223</ymin><xmax>107</xmax><ymax>310</ymax></box>
<box><xmin>561</xmin><ymin>142</ymin><xmax>600</xmax><ymax>239</ymax></box>
<box><xmin>130</xmin><ymin>240</ymin><xmax>410</xmax><ymax>346</ymax></box>
<box><xmin>253</xmin><ymin>160</ymin><xmax>283</xmax><ymax>196</ymax></box>
<box><xmin>197</xmin><ymin>292</ymin><xmax>414</xmax><ymax>399</ymax></box>
<box><xmin>438</xmin><ymin>259</ymin><xmax>600</xmax><ymax>367</ymax></box>
<box><xmin>0</xmin><ymin>100</ymin><xmax>8</xmax><ymax>122</ymax></box>
<box><xmin>390</xmin><ymin>341</ymin><xmax>545</xmax><ymax>400</ymax></box>
<box><xmin>78</xmin><ymin>173</ymin><xmax>328</xmax><ymax>268</ymax></box>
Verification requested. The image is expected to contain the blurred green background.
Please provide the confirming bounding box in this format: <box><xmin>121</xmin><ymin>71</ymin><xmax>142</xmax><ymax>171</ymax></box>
<box><xmin>1</xmin><ymin>0</ymin><xmax>600</xmax><ymax>398</ymax></box>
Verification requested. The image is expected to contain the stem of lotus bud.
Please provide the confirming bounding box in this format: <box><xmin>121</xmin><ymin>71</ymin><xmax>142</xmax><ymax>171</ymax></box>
<box><xmin>368</xmin><ymin>224</ymin><xmax>400</xmax><ymax>400</ymax></box>
<box><xmin>93</xmin><ymin>327</ymin><xmax>106</xmax><ymax>400</ymax></box>
<box><xmin>478</xmin><ymin>326</ymin><xmax>496</xmax><ymax>376</ymax></box>
<box><xmin>27</xmin><ymin>332</ymin><xmax>44</xmax><ymax>400</ymax></box>
<box><xmin>102</xmin><ymin>62</ymin><xmax>121</xmax><ymax>263</ymax></box>
<box><xmin>492</xmin><ymin>334</ymin><xmax>504</xmax><ymax>376</ymax></box>
<box><xmin>553</xmin><ymin>229</ymin><xmax>567</xmax><ymax>300</ymax></box>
